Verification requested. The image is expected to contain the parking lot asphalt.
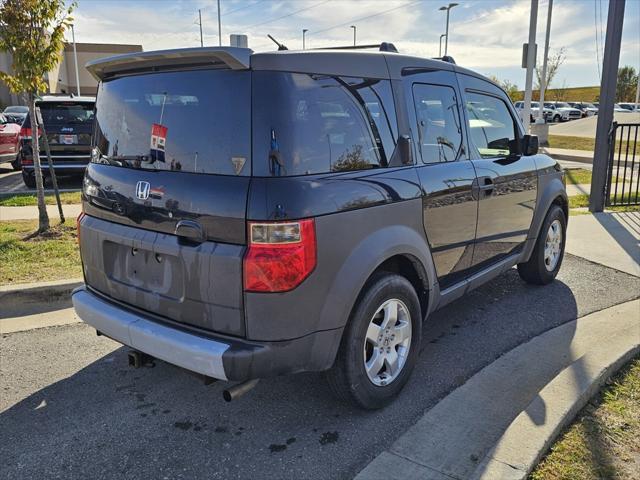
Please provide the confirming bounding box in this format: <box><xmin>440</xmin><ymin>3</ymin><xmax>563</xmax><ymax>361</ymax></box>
<box><xmin>0</xmin><ymin>167</ymin><xmax>82</xmax><ymax>195</ymax></box>
<box><xmin>1</xmin><ymin>254</ymin><xmax>639</xmax><ymax>480</ymax></box>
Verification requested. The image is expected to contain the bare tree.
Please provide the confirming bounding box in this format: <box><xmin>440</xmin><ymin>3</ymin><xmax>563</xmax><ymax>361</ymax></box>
<box><xmin>535</xmin><ymin>47</ymin><xmax>566</xmax><ymax>91</ymax></box>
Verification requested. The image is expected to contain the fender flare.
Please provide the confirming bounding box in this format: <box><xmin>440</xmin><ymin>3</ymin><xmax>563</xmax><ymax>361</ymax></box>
<box><xmin>317</xmin><ymin>224</ymin><xmax>437</xmax><ymax>365</ymax></box>
<box><xmin>521</xmin><ymin>175</ymin><xmax>568</xmax><ymax>262</ymax></box>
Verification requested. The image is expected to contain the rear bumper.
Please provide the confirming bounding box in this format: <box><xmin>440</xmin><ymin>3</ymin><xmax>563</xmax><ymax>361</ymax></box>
<box><xmin>72</xmin><ymin>286</ymin><xmax>342</xmax><ymax>382</ymax></box>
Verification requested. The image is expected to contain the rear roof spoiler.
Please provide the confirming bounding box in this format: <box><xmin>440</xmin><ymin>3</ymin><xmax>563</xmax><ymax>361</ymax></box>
<box><xmin>86</xmin><ymin>47</ymin><xmax>252</xmax><ymax>81</ymax></box>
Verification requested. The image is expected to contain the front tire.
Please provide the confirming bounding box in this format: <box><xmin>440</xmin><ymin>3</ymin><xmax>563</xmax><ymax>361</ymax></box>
<box><xmin>518</xmin><ymin>205</ymin><xmax>566</xmax><ymax>285</ymax></box>
<box><xmin>326</xmin><ymin>273</ymin><xmax>421</xmax><ymax>410</ymax></box>
<box><xmin>11</xmin><ymin>155</ymin><xmax>21</xmax><ymax>171</ymax></box>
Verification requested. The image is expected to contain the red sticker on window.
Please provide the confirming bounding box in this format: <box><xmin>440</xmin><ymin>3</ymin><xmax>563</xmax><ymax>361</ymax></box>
<box><xmin>150</xmin><ymin>123</ymin><xmax>167</xmax><ymax>162</ymax></box>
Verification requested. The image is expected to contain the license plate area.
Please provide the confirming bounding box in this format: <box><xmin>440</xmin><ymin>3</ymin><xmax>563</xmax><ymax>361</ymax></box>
<box><xmin>103</xmin><ymin>241</ymin><xmax>184</xmax><ymax>300</ymax></box>
<box><xmin>59</xmin><ymin>134</ymin><xmax>78</xmax><ymax>145</ymax></box>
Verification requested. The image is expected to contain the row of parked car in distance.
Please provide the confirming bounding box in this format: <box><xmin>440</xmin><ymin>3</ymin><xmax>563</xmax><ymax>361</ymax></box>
<box><xmin>514</xmin><ymin>100</ymin><xmax>639</xmax><ymax>124</ymax></box>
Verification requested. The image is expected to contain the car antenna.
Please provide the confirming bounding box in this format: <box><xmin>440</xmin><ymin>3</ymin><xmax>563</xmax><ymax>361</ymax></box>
<box><xmin>267</xmin><ymin>34</ymin><xmax>288</xmax><ymax>51</ymax></box>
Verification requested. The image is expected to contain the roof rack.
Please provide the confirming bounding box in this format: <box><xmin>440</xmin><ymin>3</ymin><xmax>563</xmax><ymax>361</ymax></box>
<box><xmin>433</xmin><ymin>55</ymin><xmax>456</xmax><ymax>64</ymax></box>
<box><xmin>311</xmin><ymin>42</ymin><xmax>398</xmax><ymax>53</ymax></box>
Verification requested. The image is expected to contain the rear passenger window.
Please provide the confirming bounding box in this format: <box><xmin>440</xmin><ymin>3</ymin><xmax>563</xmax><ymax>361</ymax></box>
<box><xmin>252</xmin><ymin>72</ymin><xmax>397</xmax><ymax>176</ymax></box>
<box><xmin>412</xmin><ymin>84</ymin><xmax>463</xmax><ymax>164</ymax></box>
<box><xmin>465</xmin><ymin>92</ymin><xmax>517</xmax><ymax>158</ymax></box>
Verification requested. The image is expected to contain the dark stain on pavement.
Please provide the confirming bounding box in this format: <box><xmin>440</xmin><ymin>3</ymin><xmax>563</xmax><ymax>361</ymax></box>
<box><xmin>174</xmin><ymin>421</ymin><xmax>193</xmax><ymax>431</ymax></box>
<box><xmin>214</xmin><ymin>426</ymin><xmax>228</xmax><ymax>433</ymax></box>
<box><xmin>319</xmin><ymin>431</ymin><xmax>339</xmax><ymax>445</ymax></box>
<box><xmin>286</xmin><ymin>437</ymin><xmax>296</xmax><ymax>445</ymax></box>
<box><xmin>269</xmin><ymin>444</ymin><xmax>287</xmax><ymax>453</ymax></box>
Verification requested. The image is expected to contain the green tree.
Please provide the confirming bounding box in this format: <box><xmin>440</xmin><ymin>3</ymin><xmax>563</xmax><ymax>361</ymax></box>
<box><xmin>616</xmin><ymin>66</ymin><xmax>638</xmax><ymax>102</ymax></box>
<box><xmin>488</xmin><ymin>75</ymin><xmax>520</xmax><ymax>102</ymax></box>
<box><xmin>0</xmin><ymin>0</ymin><xmax>74</xmax><ymax>233</ymax></box>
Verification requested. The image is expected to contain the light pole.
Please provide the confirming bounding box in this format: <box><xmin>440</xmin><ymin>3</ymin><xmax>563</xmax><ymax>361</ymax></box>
<box><xmin>70</xmin><ymin>24</ymin><xmax>81</xmax><ymax>96</ymax></box>
<box><xmin>350</xmin><ymin>25</ymin><xmax>356</xmax><ymax>46</ymax></box>
<box><xmin>537</xmin><ymin>0</ymin><xmax>553</xmax><ymax>124</ymax></box>
<box><xmin>439</xmin><ymin>3</ymin><xmax>458</xmax><ymax>56</ymax></box>
<box><xmin>439</xmin><ymin>33</ymin><xmax>446</xmax><ymax>57</ymax></box>
<box><xmin>302</xmin><ymin>29</ymin><xmax>308</xmax><ymax>50</ymax></box>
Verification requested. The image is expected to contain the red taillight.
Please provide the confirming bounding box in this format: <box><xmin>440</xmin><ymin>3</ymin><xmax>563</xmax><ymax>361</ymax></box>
<box><xmin>18</xmin><ymin>126</ymin><xmax>31</xmax><ymax>141</ymax></box>
<box><xmin>76</xmin><ymin>212</ymin><xmax>85</xmax><ymax>244</ymax></box>
<box><xmin>243</xmin><ymin>219</ymin><xmax>317</xmax><ymax>292</ymax></box>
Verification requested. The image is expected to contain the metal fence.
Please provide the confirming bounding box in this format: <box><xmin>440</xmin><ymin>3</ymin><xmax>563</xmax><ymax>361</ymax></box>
<box><xmin>606</xmin><ymin>122</ymin><xmax>639</xmax><ymax>206</ymax></box>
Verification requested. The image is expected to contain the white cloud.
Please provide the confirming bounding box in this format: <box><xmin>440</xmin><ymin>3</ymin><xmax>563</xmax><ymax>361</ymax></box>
<box><xmin>68</xmin><ymin>0</ymin><xmax>639</xmax><ymax>87</ymax></box>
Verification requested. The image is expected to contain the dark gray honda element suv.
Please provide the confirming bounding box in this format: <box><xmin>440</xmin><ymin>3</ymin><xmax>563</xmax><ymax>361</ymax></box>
<box><xmin>73</xmin><ymin>45</ymin><xmax>567</xmax><ymax>409</ymax></box>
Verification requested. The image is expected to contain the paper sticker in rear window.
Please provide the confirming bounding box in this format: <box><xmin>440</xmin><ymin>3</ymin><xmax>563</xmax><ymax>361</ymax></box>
<box><xmin>150</xmin><ymin>123</ymin><xmax>167</xmax><ymax>162</ymax></box>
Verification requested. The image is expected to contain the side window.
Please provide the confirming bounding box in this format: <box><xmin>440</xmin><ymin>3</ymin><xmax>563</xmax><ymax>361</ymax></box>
<box><xmin>411</xmin><ymin>83</ymin><xmax>463</xmax><ymax>164</ymax></box>
<box><xmin>465</xmin><ymin>92</ymin><xmax>517</xmax><ymax>158</ymax></box>
<box><xmin>252</xmin><ymin>72</ymin><xmax>397</xmax><ymax>176</ymax></box>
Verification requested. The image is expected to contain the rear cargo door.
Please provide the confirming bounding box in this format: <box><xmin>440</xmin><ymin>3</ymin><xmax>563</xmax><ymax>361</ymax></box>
<box><xmin>81</xmin><ymin>68</ymin><xmax>251</xmax><ymax>337</ymax></box>
<box><xmin>40</xmin><ymin>101</ymin><xmax>95</xmax><ymax>163</ymax></box>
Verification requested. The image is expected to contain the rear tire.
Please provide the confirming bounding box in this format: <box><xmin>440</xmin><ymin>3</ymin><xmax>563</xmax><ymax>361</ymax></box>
<box><xmin>22</xmin><ymin>171</ymin><xmax>36</xmax><ymax>189</ymax></box>
<box><xmin>517</xmin><ymin>205</ymin><xmax>566</xmax><ymax>285</ymax></box>
<box><xmin>326</xmin><ymin>273</ymin><xmax>421</xmax><ymax>410</ymax></box>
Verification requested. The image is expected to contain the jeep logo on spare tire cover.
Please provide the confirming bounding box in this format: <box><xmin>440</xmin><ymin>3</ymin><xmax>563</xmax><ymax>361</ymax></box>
<box><xmin>135</xmin><ymin>181</ymin><xmax>150</xmax><ymax>200</ymax></box>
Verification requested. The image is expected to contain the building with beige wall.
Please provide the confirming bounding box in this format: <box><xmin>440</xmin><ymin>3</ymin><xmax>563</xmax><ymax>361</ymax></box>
<box><xmin>0</xmin><ymin>42</ymin><xmax>142</xmax><ymax>106</ymax></box>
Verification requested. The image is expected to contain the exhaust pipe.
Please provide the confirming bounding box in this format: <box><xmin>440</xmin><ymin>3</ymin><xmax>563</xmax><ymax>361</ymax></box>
<box><xmin>223</xmin><ymin>379</ymin><xmax>259</xmax><ymax>402</ymax></box>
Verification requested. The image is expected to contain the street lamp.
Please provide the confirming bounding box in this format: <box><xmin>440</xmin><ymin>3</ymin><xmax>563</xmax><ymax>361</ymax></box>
<box><xmin>70</xmin><ymin>24</ymin><xmax>81</xmax><ymax>96</ymax></box>
<box><xmin>439</xmin><ymin>3</ymin><xmax>458</xmax><ymax>56</ymax></box>
<box><xmin>439</xmin><ymin>33</ymin><xmax>446</xmax><ymax>57</ymax></box>
<box><xmin>302</xmin><ymin>28</ymin><xmax>308</xmax><ymax>50</ymax></box>
<box><xmin>350</xmin><ymin>25</ymin><xmax>356</xmax><ymax>46</ymax></box>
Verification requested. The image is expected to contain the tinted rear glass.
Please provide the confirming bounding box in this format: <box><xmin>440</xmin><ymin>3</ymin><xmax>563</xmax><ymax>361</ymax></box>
<box><xmin>40</xmin><ymin>102</ymin><xmax>95</xmax><ymax>125</ymax></box>
<box><xmin>252</xmin><ymin>72</ymin><xmax>397</xmax><ymax>176</ymax></box>
<box><xmin>93</xmin><ymin>69</ymin><xmax>250</xmax><ymax>176</ymax></box>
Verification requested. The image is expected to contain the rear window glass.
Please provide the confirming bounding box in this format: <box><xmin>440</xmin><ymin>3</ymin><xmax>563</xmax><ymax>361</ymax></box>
<box><xmin>93</xmin><ymin>69</ymin><xmax>250</xmax><ymax>176</ymax></box>
<box><xmin>252</xmin><ymin>72</ymin><xmax>397</xmax><ymax>176</ymax></box>
<box><xmin>39</xmin><ymin>102</ymin><xmax>94</xmax><ymax>125</ymax></box>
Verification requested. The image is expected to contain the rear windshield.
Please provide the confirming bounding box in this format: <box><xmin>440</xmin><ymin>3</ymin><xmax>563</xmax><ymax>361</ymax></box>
<box><xmin>4</xmin><ymin>106</ymin><xmax>28</xmax><ymax>113</ymax></box>
<box><xmin>93</xmin><ymin>69</ymin><xmax>250</xmax><ymax>176</ymax></box>
<box><xmin>252</xmin><ymin>72</ymin><xmax>397</xmax><ymax>176</ymax></box>
<box><xmin>40</xmin><ymin>102</ymin><xmax>95</xmax><ymax>125</ymax></box>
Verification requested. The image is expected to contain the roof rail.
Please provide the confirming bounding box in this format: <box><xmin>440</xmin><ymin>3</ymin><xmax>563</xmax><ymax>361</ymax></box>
<box><xmin>311</xmin><ymin>42</ymin><xmax>398</xmax><ymax>53</ymax></box>
<box><xmin>433</xmin><ymin>55</ymin><xmax>457</xmax><ymax>65</ymax></box>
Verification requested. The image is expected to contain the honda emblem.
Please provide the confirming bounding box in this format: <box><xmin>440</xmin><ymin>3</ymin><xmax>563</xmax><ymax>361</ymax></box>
<box><xmin>135</xmin><ymin>181</ymin><xmax>150</xmax><ymax>200</ymax></box>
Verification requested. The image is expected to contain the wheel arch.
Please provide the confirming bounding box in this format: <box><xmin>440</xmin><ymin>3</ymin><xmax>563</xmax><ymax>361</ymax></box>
<box><xmin>318</xmin><ymin>224</ymin><xmax>437</xmax><ymax>368</ymax></box>
<box><xmin>521</xmin><ymin>173</ymin><xmax>568</xmax><ymax>263</ymax></box>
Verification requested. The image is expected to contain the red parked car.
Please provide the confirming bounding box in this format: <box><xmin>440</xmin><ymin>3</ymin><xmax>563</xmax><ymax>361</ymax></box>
<box><xmin>0</xmin><ymin>113</ymin><xmax>21</xmax><ymax>170</ymax></box>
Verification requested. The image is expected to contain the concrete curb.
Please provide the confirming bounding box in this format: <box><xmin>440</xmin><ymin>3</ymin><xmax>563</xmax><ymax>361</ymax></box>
<box><xmin>0</xmin><ymin>278</ymin><xmax>83</xmax><ymax>313</ymax></box>
<box><xmin>355</xmin><ymin>299</ymin><xmax>640</xmax><ymax>480</ymax></box>
<box><xmin>471</xmin><ymin>343</ymin><xmax>639</xmax><ymax>480</ymax></box>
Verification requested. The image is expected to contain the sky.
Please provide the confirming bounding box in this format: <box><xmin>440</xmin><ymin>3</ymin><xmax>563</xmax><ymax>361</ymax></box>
<box><xmin>69</xmin><ymin>0</ymin><xmax>640</xmax><ymax>89</ymax></box>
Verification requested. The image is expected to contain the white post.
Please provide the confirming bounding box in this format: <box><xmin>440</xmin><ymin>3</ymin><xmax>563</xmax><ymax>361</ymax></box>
<box><xmin>198</xmin><ymin>9</ymin><xmax>203</xmax><ymax>47</ymax></box>
<box><xmin>71</xmin><ymin>24</ymin><xmax>81</xmax><ymax>96</ymax></box>
<box><xmin>444</xmin><ymin>8</ymin><xmax>450</xmax><ymax>56</ymax></box>
<box><xmin>537</xmin><ymin>0</ymin><xmax>553</xmax><ymax>123</ymax></box>
<box><xmin>523</xmin><ymin>0</ymin><xmax>538</xmax><ymax>133</ymax></box>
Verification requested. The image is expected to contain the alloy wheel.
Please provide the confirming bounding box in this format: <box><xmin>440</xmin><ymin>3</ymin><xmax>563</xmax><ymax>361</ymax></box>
<box><xmin>544</xmin><ymin>219</ymin><xmax>563</xmax><ymax>271</ymax></box>
<box><xmin>363</xmin><ymin>299</ymin><xmax>412</xmax><ymax>387</ymax></box>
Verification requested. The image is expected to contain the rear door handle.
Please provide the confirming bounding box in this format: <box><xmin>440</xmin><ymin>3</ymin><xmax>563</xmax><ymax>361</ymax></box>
<box><xmin>479</xmin><ymin>177</ymin><xmax>494</xmax><ymax>192</ymax></box>
<box><xmin>175</xmin><ymin>220</ymin><xmax>205</xmax><ymax>243</ymax></box>
<box><xmin>472</xmin><ymin>176</ymin><xmax>495</xmax><ymax>198</ymax></box>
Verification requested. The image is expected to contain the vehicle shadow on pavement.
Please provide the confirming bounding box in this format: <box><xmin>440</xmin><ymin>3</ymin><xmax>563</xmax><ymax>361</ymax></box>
<box><xmin>1</xmin><ymin>255</ymin><xmax>639</xmax><ymax>480</ymax></box>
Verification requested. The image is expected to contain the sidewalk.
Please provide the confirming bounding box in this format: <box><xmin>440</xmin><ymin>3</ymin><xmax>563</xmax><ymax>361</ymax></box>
<box><xmin>542</xmin><ymin>147</ymin><xmax>593</xmax><ymax>164</ymax></box>
<box><xmin>0</xmin><ymin>203</ymin><xmax>82</xmax><ymax>221</ymax></box>
<box><xmin>355</xmin><ymin>299</ymin><xmax>640</xmax><ymax>480</ymax></box>
<box><xmin>566</xmin><ymin>211</ymin><xmax>640</xmax><ymax>277</ymax></box>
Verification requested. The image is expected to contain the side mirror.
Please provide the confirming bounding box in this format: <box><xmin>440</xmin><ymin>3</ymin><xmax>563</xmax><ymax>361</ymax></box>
<box><xmin>522</xmin><ymin>134</ymin><xmax>539</xmax><ymax>156</ymax></box>
<box><xmin>398</xmin><ymin>135</ymin><xmax>413</xmax><ymax>165</ymax></box>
